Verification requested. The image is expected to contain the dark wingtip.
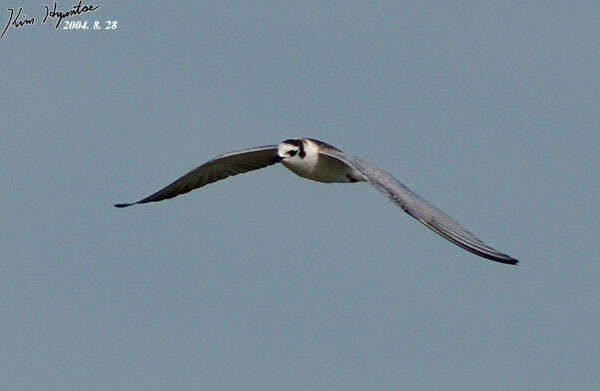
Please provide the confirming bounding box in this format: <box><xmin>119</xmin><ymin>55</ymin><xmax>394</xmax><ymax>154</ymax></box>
<box><xmin>499</xmin><ymin>256</ymin><xmax>519</xmax><ymax>265</ymax></box>
<box><xmin>114</xmin><ymin>203</ymin><xmax>135</xmax><ymax>208</ymax></box>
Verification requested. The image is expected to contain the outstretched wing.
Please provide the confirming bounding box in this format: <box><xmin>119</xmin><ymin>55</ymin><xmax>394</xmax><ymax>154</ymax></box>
<box><xmin>320</xmin><ymin>149</ymin><xmax>518</xmax><ymax>265</ymax></box>
<box><xmin>115</xmin><ymin>145</ymin><xmax>278</xmax><ymax>207</ymax></box>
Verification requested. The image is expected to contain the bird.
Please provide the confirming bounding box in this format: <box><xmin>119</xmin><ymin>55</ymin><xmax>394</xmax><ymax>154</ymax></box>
<box><xmin>115</xmin><ymin>138</ymin><xmax>518</xmax><ymax>265</ymax></box>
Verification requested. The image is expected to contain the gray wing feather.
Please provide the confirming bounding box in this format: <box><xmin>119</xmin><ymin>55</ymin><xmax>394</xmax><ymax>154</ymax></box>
<box><xmin>320</xmin><ymin>149</ymin><xmax>518</xmax><ymax>265</ymax></box>
<box><xmin>115</xmin><ymin>145</ymin><xmax>278</xmax><ymax>207</ymax></box>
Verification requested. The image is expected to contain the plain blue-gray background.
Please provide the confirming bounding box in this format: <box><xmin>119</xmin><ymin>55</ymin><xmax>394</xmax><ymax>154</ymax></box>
<box><xmin>2</xmin><ymin>1</ymin><xmax>599</xmax><ymax>389</ymax></box>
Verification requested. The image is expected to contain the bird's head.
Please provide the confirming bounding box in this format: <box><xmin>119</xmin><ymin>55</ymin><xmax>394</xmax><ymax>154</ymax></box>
<box><xmin>270</xmin><ymin>138</ymin><xmax>308</xmax><ymax>164</ymax></box>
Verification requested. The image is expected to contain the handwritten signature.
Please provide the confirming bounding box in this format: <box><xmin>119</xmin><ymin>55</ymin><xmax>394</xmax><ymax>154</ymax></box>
<box><xmin>1</xmin><ymin>1</ymin><xmax>99</xmax><ymax>39</ymax></box>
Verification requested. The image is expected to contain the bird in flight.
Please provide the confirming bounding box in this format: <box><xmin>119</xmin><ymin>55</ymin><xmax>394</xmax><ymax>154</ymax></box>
<box><xmin>116</xmin><ymin>138</ymin><xmax>518</xmax><ymax>265</ymax></box>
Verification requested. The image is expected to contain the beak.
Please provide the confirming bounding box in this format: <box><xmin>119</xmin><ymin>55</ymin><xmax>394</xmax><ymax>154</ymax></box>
<box><xmin>269</xmin><ymin>154</ymin><xmax>283</xmax><ymax>163</ymax></box>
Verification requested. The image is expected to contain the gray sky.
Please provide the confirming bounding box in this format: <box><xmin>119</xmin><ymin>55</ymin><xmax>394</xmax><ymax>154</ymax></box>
<box><xmin>2</xmin><ymin>1</ymin><xmax>599</xmax><ymax>390</ymax></box>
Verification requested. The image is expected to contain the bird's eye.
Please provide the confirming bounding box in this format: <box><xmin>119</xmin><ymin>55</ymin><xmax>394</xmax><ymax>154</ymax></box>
<box><xmin>288</xmin><ymin>150</ymin><xmax>297</xmax><ymax>156</ymax></box>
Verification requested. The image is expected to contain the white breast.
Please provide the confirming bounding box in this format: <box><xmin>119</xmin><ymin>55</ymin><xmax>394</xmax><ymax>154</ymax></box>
<box><xmin>282</xmin><ymin>141</ymin><xmax>364</xmax><ymax>183</ymax></box>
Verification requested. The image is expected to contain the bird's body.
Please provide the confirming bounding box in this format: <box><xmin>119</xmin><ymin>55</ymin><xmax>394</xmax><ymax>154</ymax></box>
<box><xmin>278</xmin><ymin>138</ymin><xmax>364</xmax><ymax>183</ymax></box>
<box><xmin>116</xmin><ymin>138</ymin><xmax>519</xmax><ymax>265</ymax></box>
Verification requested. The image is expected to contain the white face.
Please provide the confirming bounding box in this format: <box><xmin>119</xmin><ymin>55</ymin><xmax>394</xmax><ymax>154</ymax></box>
<box><xmin>276</xmin><ymin>139</ymin><xmax>305</xmax><ymax>163</ymax></box>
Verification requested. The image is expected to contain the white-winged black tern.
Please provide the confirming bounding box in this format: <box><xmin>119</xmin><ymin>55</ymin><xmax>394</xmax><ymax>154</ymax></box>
<box><xmin>116</xmin><ymin>138</ymin><xmax>519</xmax><ymax>265</ymax></box>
